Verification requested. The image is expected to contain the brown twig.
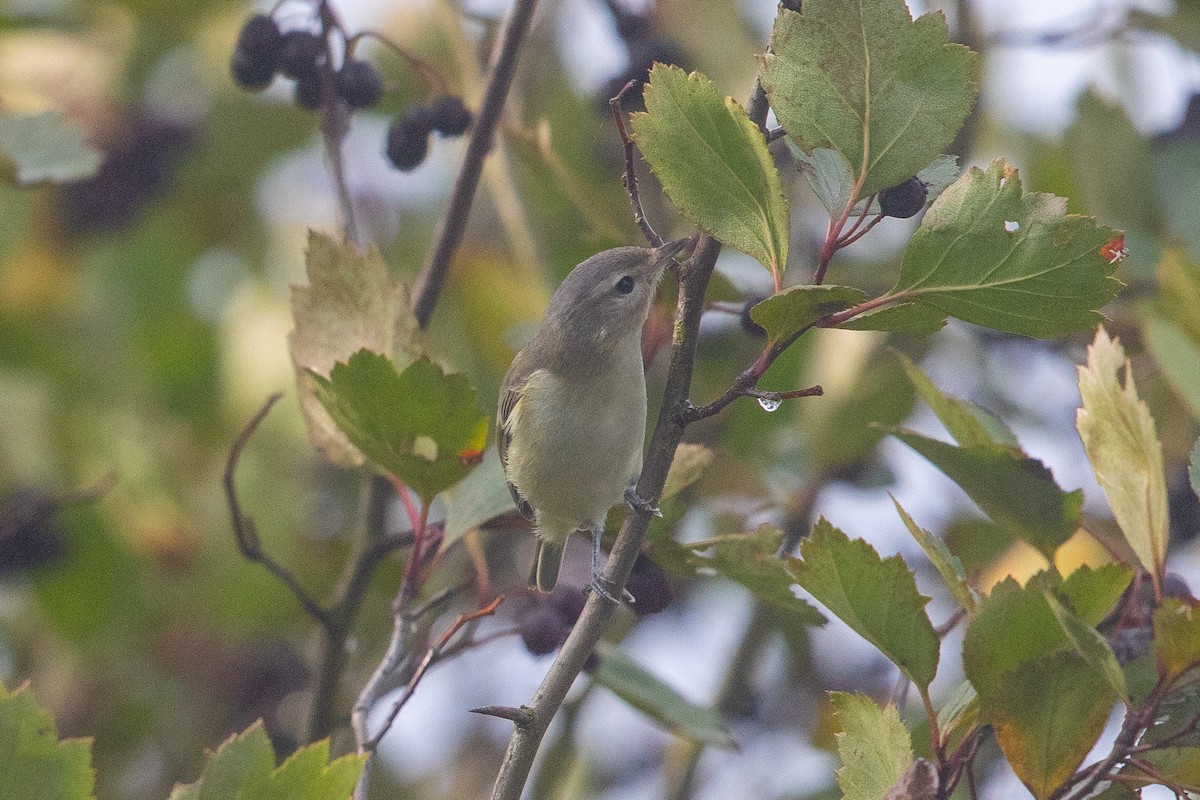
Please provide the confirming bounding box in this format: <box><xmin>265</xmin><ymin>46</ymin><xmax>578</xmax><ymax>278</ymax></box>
<box><xmin>411</xmin><ymin>0</ymin><xmax>541</xmax><ymax>329</ymax></box>
<box><xmin>349</xmin><ymin>31</ymin><xmax>450</xmax><ymax>94</ymax></box>
<box><xmin>610</xmin><ymin>79</ymin><xmax>661</xmax><ymax>247</ymax></box>
<box><xmin>225</xmin><ymin>393</ymin><xmax>330</xmax><ymax>625</ymax></box>
<box><xmin>315</xmin><ymin>0</ymin><xmax>361</xmax><ymax>247</ymax></box>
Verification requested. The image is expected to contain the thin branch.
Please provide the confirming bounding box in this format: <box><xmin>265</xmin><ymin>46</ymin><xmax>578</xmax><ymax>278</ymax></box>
<box><xmin>316</xmin><ymin>0</ymin><xmax>361</xmax><ymax>247</ymax></box>
<box><xmin>411</xmin><ymin>0</ymin><xmax>540</xmax><ymax>329</ymax></box>
<box><xmin>349</xmin><ymin>31</ymin><xmax>450</xmax><ymax>94</ymax></box>
<box><xmin>225</xmin><ymin>393</ymin><xmax>330</xmax><ymax>625</ymax></box>
<box><xmin>610</xmin><ymin>79</ymin><xmax>661</xmax><ymax>247</ymax></box>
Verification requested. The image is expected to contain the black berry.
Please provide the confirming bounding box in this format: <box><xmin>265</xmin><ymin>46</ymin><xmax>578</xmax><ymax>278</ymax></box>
<box><xmin>0</xmin><ymin>489</ymin><xmax>69</xmax><ymax>575</ymax></box>
<box><xmin>878</xmin><ymin>176</ymin><xmax>928</xmax><ymax>219</ymax></box>
<box><xmin>428</xmin><ymin>95</ymin><xmax>472</xmax><ymax>137</ymax></box>
<box><xmin>231</xmin><ymin>15</ymin><xmax>283</xmax><ymax>91</ymax></box>
<box><xmin>547</xmin><ymin>586</ymin><xmax>586</xmax><ymax>624</ymax></box>
<box><xmin>279</xmin><ymin>30</ymin><xmax>325</xmax><ymax>80</ymax></box>
<box><xmin>293</xmin><ymin>74</ymin><xmax>323</xmax><ymax>111</ymax></box>
<box><xmin>335</xmin><ymin>60</ymin><xmax>383</xmax><ymax>110</ymax></box>
<box><xmin>385</xmin><ymin>108</ymin><xmax>432</xmax><ymax>171</ymax></box>
<box><xmin>624</xmin><ymin>553</ymin><xmax>673</xmax><ymax>615</ymax></box>
<box><xmin>519</xmin><ymin>607</ymin><xmax>569</xmax><ymax>656</ymax></box>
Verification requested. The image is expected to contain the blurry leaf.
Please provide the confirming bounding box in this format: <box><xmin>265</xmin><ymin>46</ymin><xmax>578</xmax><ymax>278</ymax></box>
<box><xmin>290</xmin><ymin>231</ymin><xmax>422</xmax><ymax>470</ymax></box>
<box><xmin>1127</xmin><ymin>747</ymin><xmax>1200</xmax><ymax>793</ymax></box>
<box><xmin>1042</xmin><ymin>590</ymin><xmax>1127</xmax><ymax>700</ymax></box>
<box><xmin>830</xmin><ymin>692</ymin><xmax>914</xmax><ymax>800</ymax></box>
<box><xmin>1143</xmin><ymin>312</ymin><xmax>1200</xmax><ymax>419</ymax></box>
<box><xmin>895</xmin><ymin>352</ymin><xmax>1019</xmax><ymax>449</ymax></box>
<box><xmin>309</xmin><ymin>351</ymin><xmax>488</xmax><ymax>502</ymax></box>
<box><xmin>834</xmin><ymin>302</ymin><xmax>947</xmax><ymax>335</ymax></box>
<box><xmin>935</xmin><ymin>681</ymin><xmax>978</xmax><ymax>744</ymax></box>
<box><xmin>963</xmin><ymin>576</ymin><xmax>1068</xmax><ymax>698</ymax></box>
<box><xmin>944</xmin><ymin>517</ymin><xmax>1013</xmax><ymax>574</ymax></box>
<box><xmin>890</xmin><ymin>161</ymin><xmax>1121</xmax><ymax>338</ymax></box>
<box><xmin>1191</xmin><ymin>438</ymin><xmax>1200</xmax><ymax>500</ymax></box>
<box><xmin>749</xmin><ymin>285</ymin><xmax>865</xmax><ymax>344</ymax></box>
<box><xmin>0</xmin><ymin>681</ymin><xmax>93</xmax><ymax>800</ymax></box>
<box><xmin>763</xmin><ymin>0</ymin><xmax>976</xmax><ymax>198</ymax></box>
<box><xmin>631</xmin><ymin>65</ymin><xmax>789</xmax><ymax>278</ymax></box>
<box><xmin>1159</xmin><ymin>247</ymin><xmax>1200</xmax><ymax>342</ymax></box>
<box><xmin>0</xmin><ymin>111</ymin><xmax>101</xmax><ymax>185</ymax></box>
<box><xmin>1059</xmin><ymin>563</ymin><xmax>1133</xmax><ymax>627</ymax></box>
<box><xmin>890</xmin><ymin>429</ymin><xmax>1081</xmax><ymax>559</ymax></box>
<box><xmin>1154</xmin><ymin>598</ymin><xmax>1200</xmax><ymax>681</ymax></box>
<box><xmin>1076</xmin><ymin>328</ymin><xmax>1169</xmax><ymax>591</ymax></box>
<box><xmin>983</xmin><ymin>650</ymin><xmax>1116</xmax><ymax>800</ymax></box>
<box><xmin>168</xmin><ymin>721</ymin><xmax>365</xmax><ymax>800</ymax></box>
<box><xmin>443</xmin><ymin>446</ymin><xmax>510</xmax><ymax>544</ymax></box>
<box><xmin>890</xmin><ymin>497</ymin><xmax>975</xmax><ymax>611</ymax></box>
<box><xmin>661</xmin><ymin>443</ymin><xmax>715</xmax><ymax>502</ymax></box>
<box><xmin>1153</xmin><ymin>137</ymin><xmax>1200</xmax><ymax>265</ymax></box>
<box><xmin>791</xmin><ymin>519</ymin><xmax>939</xmax><ymax>688</ymax></box>
<box><xmin>686</xmin><ymin>527</ymin><xmax>825</xmax><ymax>627</ymax></box>
<box><xmin>592</xmin><ymin>640</ymin><xmax>735</xmax><ymax>747</ymax></box>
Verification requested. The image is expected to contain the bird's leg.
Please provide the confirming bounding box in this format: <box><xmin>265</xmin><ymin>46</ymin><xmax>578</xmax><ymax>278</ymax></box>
<box><xmin>624</xmin><ymin>485</ymin><xmax>662</xmax><ymax>517</ymax></box>
<box><xmin>588</xmin><ymin>529</ymin><xmax>635</xmax><ymax>605</ymax></box>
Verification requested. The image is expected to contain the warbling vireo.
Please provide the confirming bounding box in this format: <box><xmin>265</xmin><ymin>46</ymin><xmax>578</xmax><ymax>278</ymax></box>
<box><xmin>497</xmin><ymin>239</ymin><xmax>690</xmax><ymax>602</ymax></box>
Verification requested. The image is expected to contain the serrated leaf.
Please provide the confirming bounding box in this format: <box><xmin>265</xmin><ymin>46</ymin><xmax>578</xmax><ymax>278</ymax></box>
<box><xmin>196</xmin><ymin>723</ymin><xmax>274</xmax><ymax>800</ymax></box>
<box><xmin>890</xmin><ymin>429</ymin><xmax>1081</xmax><ymax>559</ymax></box>
<box><xmin>687</xmin><ymin>527</ymin><xmax>825</xmax><ymax>627</ymax></box>
<box><xmin>309</xmin><ymin>351</ymin><xmax>488</xmax><ymax>502</ymax></box>
<box><xmin>890</xmin><ymin>497</ymin><xmax>974</xmax><ymax>612</ymax></box>
<box><xmin>1059</xmin><ymin>563</ymin><xmax>1133</xmax><ymax>627</ymax></box>
<box><xmin>834</xmin><ymin>302</ymin><xmax>947</xmax><ymax>335</ymax></box>
<box><xmin>983</xmin><ymin>650</ymin><xmax>1117</xmax><ymax>800</ymax></box>
<box><xmin>1076</xmin><ymin>328</ymin><xmax>1168</xmax><ymax>592</ymax></box>
<box><xmin>1143</xmin><ymin>312</ymin><xmax>1200</xmax><ymax>419</ymax></box>
<box><xmin>631</xmin><ymin>65</ymin><xmax>789</xmax><ymax>278</ymax></box>
<box><xmin>791</xmin><ymin>519</ymin><xmax>939</xmax><ymax>688</ymax></box>
<box><xmin>896</xmin><ymin>352</ymin><xmax>1019</xmax><ymax>450</ymax></box>
<box><xmin>592</xmin><ymin>640</ymin><xmax>735</xmax><ymax>748</ymax></box>
<box><xmin>963</xmin><ymin>576</ymin><xmax>1068</xmax><ymax>698</ymax></box>
<box><xmin>259</xmin><ymin>739</ymin><xmax>367</xmax><ymax>800</ymax></box>
<box><xmin>0</xmin><ymin>111</ymin><xmax>101</xmax><ymax>185</ymax></box>
<box><xmin>890</xmin><ymin>160</ymin><xmax>1121</xmax><ymax>338</ymax></box>
<box><xmin>831</xmin><ymin>692</ymin><xmax>914</xmax><ymax>800</ymax></box>
<box><xmin>1154</xmin><ymin>598</ymin><xmax>1200</xmax><ymax>681</ymax></box>
<box><xmin>762</xmin><ymin>0</ymin><xmax>976</xmax><ymax>198</ymax></box>
<box><xmin>1043</xmin><ymin>590</ymin><xmax>1127</xmax><ymax>701</ymax></box>
<box><xmin>0</xmin><ymin>682</ymin><xmax>94</xmax><ymax>800</ymax></box>
<box><xmin>290</xmin><ymin>231</ymin><xmax>422</xmax><ymax>469</ymax></box>
<box><xmin>749</xmin><ymin>285</ymin><xmax>866</xmax><ymax>344</ymax></box>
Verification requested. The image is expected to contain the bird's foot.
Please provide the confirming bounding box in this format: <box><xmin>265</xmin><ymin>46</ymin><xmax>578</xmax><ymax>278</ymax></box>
<box><xmin>624</xmin><ymin>486</ymin><xmax>662</xmax><ymax>518</ymax></box>
<box><xmin>588</xmin><ymin>531</ymin><xmax>635</xmax><ymax>605</ymax></box>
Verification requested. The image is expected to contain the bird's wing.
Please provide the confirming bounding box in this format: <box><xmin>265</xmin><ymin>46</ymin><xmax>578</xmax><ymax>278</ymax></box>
<box><xmin>497</xmin><ymin>353</ymin><xmax>535</xmax><ymax>521</ymax></box>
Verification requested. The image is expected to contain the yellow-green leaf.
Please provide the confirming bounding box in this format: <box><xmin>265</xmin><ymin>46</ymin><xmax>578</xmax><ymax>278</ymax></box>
<box><xmin>1154</xmin><ymin>598</ymin><xmax>1200</xmax><ymax>681</ymax></box>
<box><xmin>831</xmin><ymin>692</ymin><xmax>914</xmax><ymax>800</ymax></box>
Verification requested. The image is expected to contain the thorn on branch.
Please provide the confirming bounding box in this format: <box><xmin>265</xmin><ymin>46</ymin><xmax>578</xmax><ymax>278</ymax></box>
<box><xmin>471</xmin><ymin>705</ymin><xmax>535</xmax><ymax>727</ymax></box>
<box><xmin>610</xmin><ymin>79</ymin><xmax>661</xmax><ymax>247</ymax></box>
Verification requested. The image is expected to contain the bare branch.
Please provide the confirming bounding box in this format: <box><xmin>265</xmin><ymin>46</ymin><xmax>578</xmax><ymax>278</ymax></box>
<box><xmin>411</xmin><ymin>0</ymin><xmax>541</xmax><ymax>329</ymax></box>
<box><xmin>610</xmin><ymin>79</ymin><xmax>661</xmax><ymax>247</ymax></box>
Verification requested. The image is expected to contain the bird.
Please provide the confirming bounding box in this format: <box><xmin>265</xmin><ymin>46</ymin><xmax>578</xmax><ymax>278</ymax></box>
<box><xmin>497</xmin><ymin>239</ymin><xmax>689</xmax><ymax>601</ymax></box>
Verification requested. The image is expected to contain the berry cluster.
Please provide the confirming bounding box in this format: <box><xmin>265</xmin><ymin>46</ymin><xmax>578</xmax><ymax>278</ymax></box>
<box><xmin>230</xmin><ymin>6</ymin><xmax>472</xmax><ymax>172</ymax></box>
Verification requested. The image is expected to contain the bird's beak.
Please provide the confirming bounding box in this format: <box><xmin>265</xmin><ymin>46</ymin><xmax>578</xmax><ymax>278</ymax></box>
<box><xmin>649</xmin><ymin>236</ymin><xmax>694</xmax><ymax>272</ymax></box>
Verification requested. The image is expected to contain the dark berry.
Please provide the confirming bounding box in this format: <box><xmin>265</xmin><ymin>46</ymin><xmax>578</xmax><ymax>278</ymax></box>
<box><xmin>0</xmin><ymin>489</ymin><xmax>69</xmax><ymax>575</ymax></box>
<box><xmin>335</xmin><ymin>60</ymin><xmax>383</xmax><ymax>110</ymax></box>
<box><xmin>878</xmin><ymin>176</ymin><xmax>928</xmax><ymax>219</ymax></box>
<box><xmin>294</xmin><ymin>74</ymin><xmax>323</xmax><ymax>111</ymax></box>
<box><xmin>385</xmin><ymin>108</ymin><xmax>432</xmax><ymax>171</ymax></box>
<box><xmin>279</xmin><ymin>30</ymin><xmax>325</xmax><ymax>80</ymax></box>
<box><xmin>428</xmin><ymin>95</ymin><xmax>472</xmax><ymax>137</ymax></box>
<box><xmin>547</xmin><ymin>586</ymin><xmax>586</xmax><ymax>624</ymax></box>
<box><xmin>519</xmin><ymin>607</ymin><xmax>569</xmax><ymax>656</ymax></box>
<box><xmin>231</xmin><ymin>15</ymin><xmax>283</xmax><ymax>91</ymax></box>
<box><xmin>624</xmin><ymin>553</ymin><xmax>673</xmax><ymax>615</ymax></box>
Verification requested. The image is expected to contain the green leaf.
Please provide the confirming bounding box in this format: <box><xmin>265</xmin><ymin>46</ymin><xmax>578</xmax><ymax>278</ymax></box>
<box><xmin>963</xmin><ymin>575</ymin><xmax>1068</xmax><ymax>698</ymax></box>
<box><xmin>983</xmin><ymin>651</ymin><xmax>1117</xmax><ymax>800</ymax></box>
<box><xmin>763</xmin><ymin>0</ymin><xmax>976</xmax><ymax>198</ymax></box>
<box><xmin>1127</xmin><ymin>747</ymin><xmax>1200</xmax><ymax>793</ymax></box>
<box><xmin>896</xmin><ymin>352</ymin><xmax>1019</xmax><ymax>449</ymax></box>
<box><xmin>890</xmin><ymin>497</ymin><xmax>975</xmax><ymax>612</ymax></box>
<box><xmin>661</xmin><ymin>443</ymin><xmax>715</xmax><ymax>502</ymax></box>
<box><xmin>291</xmin><ymin>230</ymin><xmax>422</xmax><ymax>469</ymax></box>
<box><xmin>936</xmin><ymin>681</ymin><xmax>979</xmax><ymax>745</ymax></box>
<box><xmin>1042</xmin><ymin>590</ymin><xmax>1127</xmax><ymax>701</ymax></box>
<box><xmin>891</xmin><ymin>160</ymin><xmax>1121</xmax><ymax>338</ymax></box>
<box><xmin>830</xmin><ymin>693</ymin><xmax>914</xmax><ymax>800</ymax></box>
<box><xmin>444</xmin><ymin>446</ymin><xmax>511</xmax><ymax>544</ymax></box>
<box><xmin>686</xmin><ymin>527</ymin><xmax>825</xmax><ymax>627</ymax></box>
<box><xmin>791</xmin><ymin>519</ymin><xmax>939</xmax><ymax>688</ymax></box>
<box><xmin>1143</xmin><ymin>311</ymin><xmax>1200</xmax><ymax>419</ymax></box>
<box><xmin>1159</xmin><ymin>247</ymin><xmax>1200</xmax><ymax>343</ymax></box>
<box><xmin>834</xmin><ymin>302</ymin><xmax>947</xmax><ymax>335</ymax></box>
<box><xmin>0</xmin><ymin>111</ymin><xmax>101</xmax><ymax>185</ymax></box>
<box><xmin>1076</xmin><ymin>328</ymin><xmax>1169</xmax><ymax>591</ymax></box>
<box><xmin>592</xmin><ymin>640</ymin><xmax>735</xmax><ymax>747</ymax></box>
<box><xmin>1059</xmin><ymin>563</ymin><xmax>1133</xmax><ymax>627</ymax></box>
<box><xmin>793</xmin><ymin>147</ymin><xmax>960</xmax><ymax>222</ymax></box>
<box><xmin>749</xmin><ymin>285</ymin><xmax>866</xmax><ymax>344</ymax></box>
<box><xmin>631</xmin><ymin>64</ymin><xmax>789</xmax><ymax>278</ymax></box>
<box><xmin>175</xmin><ymin>721</ymin><xmax>366</xmax><ymax>800</ymax></box>
<box><xmin>0</xmin><ymin>682</ymin><xmax>94</xmax><ymax>800</ymax></box>
<box><xmin>309</xmin><ymin>351</ymin><xmax>489</xmax><ymax>502</ymax></box>
<box><xmin>890</xmin><ymin>429</ymin><xmax>1081</xmax><ymax>559</ymax></box>
<box><xmin>1154</xmin><ymin>598</ymin><xmax>1200</xmax><ymax>681</ymax></box>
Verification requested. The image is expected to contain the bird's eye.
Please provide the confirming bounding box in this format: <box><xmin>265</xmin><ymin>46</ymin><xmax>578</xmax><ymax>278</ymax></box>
<box><xmin>615</xmin><ymin>275</ymin><xmax>635</xmax><ymax>295</ymax></box>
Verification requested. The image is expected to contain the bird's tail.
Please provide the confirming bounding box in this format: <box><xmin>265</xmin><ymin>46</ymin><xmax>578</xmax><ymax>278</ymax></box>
<box><xmin>530</xmin><ymin>538</ymin><xmax>569</xmax><ymax>593</ymax></box>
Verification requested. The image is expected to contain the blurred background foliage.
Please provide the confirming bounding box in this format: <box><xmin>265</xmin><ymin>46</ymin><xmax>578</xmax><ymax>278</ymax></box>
<box><xmin>2</xmin><ymin>0</ymin><xmax>1200</xmax><ymax>798</ymax></box>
